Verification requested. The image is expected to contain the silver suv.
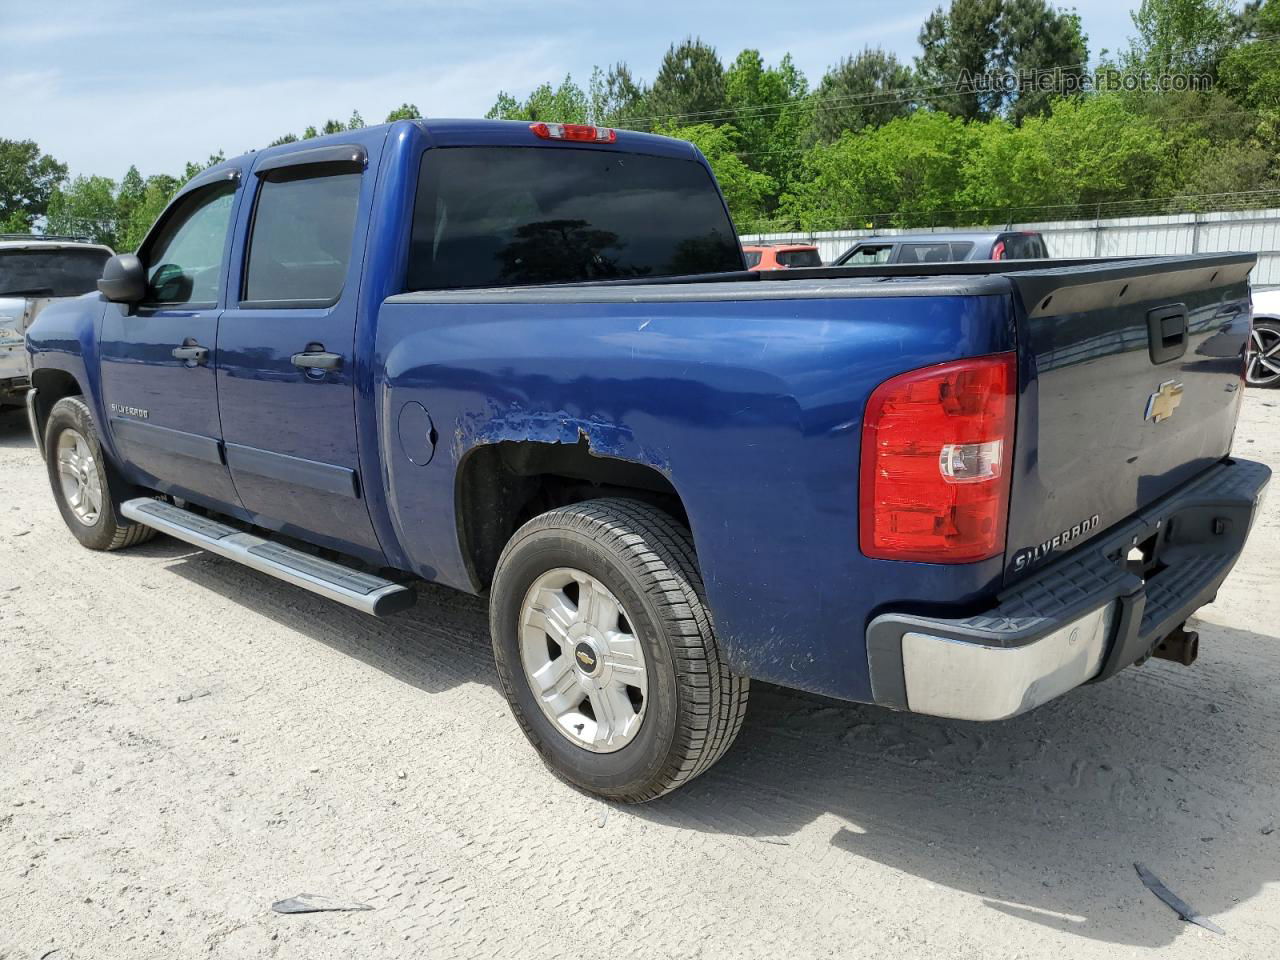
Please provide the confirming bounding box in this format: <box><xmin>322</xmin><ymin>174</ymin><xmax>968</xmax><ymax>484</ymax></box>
<box><xmin>0</xmin><ymin>237</ymin><xmax>113</xmax><ymax>406</ymax></box>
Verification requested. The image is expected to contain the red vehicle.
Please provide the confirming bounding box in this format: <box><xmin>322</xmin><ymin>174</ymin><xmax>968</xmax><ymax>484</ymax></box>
<box><xmin>741</xmin><ymin>242</ymin><xmax>823</xmax><ymax>270</ymax></box>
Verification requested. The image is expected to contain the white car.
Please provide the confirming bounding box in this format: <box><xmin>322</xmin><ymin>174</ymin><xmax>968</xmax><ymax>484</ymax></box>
<box><xmin>0</xmin><ymin>237</ymin><xmax>113</xmax><ymax>406</ymax></box>
<box><xmin>1249</xmin><ymin>288</ymin><xmax>1280</xmax><ymax>388</ymax></box>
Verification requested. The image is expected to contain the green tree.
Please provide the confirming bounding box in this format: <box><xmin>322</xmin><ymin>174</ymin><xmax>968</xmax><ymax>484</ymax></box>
<box><xmin>117</xmin><ymin>174</ymin><xmax>180</xmax><ymax>252</ymax></box>
<box><xmin>645</xmin><ymin>38</ymin><xmax>726</xmax><ymax>127</ymax></box>
<box><xmin>724</xmin><ymin>50</ymin><xmax>810</xmax><ymax>202</ymax></box>
<box><xmin>781</xmin><ymin>111</ymin><xmax>980</xmax><ymax>230</ymax></box>
<box><xmin>917</xmin><ymin>0</ymin><xmax>1005</xmax><ymax>120</ymax></box>
<box><xmin>1220</xmin><ymin>0</ymin><xmax>1280</xmax><ymax>108</ymax></box>
<box><xmin>1174</xmin><ymin>139</ymin><xmax>1276</xmax><ymax>198</ymax></box>
<box><xmin>45</xmin><ymin>175</ymin><xmax>119</xmax><ymax>245</ymax></box>
<box><xmin>114</xmin><ymin>166</ymin><xmax>146</xmax><ymax>239</ymax></box>
<box><xmin>1000</xmin><ymin>0</ymin><xmax>1089</xmax><ymax>122</ymax></box>
<box><xmin>183</xmin><ymin>153</ymin><xmax>225</xmax><ymax>182</ymax></box>
<box><xmin>0</xmin><ymin>139</ymin><xmax>68</xmax><ymax>230</ymax></box>
<box><xmin>486</xmin><ymin>76</ymin><xmax>589</xmax><ymax>122</ymax></box>
<box><xmin>916</xmin><ymin>0</ymin><xmax>1087</xmax><ymax>121</ymax></box>
<box><xmin>385</xmin><ymin>102</ymin><xmax>422</xmax><ymax>121</ymax></box>
<box><xmin>659</xmin><ymin>123</ymin><xmax>775</xmax><ymax>226</ymax></box>
<box><xmin>1125</xmin><ymin>0</ymin><xmax>1237</xmax><ymax>75</ymax></box>
<box><xmin>961</xmin><ymin>94</ymin><xmax>1177</xmax><ymax>216</ymax></box>
<box><xmin>588</xmin><ymin>64</ymin><xmax>647</xmax><ymax>126</ymax></box>
<box><xmin>809</xmin><ymin>48</ymin><xmax>915</xmax><ymax>143</ymax></box>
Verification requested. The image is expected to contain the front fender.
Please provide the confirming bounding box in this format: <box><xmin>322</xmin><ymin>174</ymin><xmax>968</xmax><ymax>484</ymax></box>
<box><xmin>26</xmin><ymin>294</ymin><xmax>115</xmax><ymax>462</ymax></box>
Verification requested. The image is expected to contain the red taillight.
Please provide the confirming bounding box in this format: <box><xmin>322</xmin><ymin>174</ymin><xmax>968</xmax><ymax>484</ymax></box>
<box><xmin>530</xmin><ymin>122</ymin><xmax>617</xmax><ymax>143</ymax></box>
<box><xmin>991</xmin><ymin>240</ymin><xmax>1006</xmax><ymax>260</ymax></box>
<box><xmin>859</xmin><ymin>353</ymin><xmax>1016</xmax><ymax>563</ymax></box>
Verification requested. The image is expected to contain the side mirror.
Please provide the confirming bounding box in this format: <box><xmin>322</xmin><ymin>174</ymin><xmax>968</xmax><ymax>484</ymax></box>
<box><xmin>97</xmin><ymin>254</ymin><xmax>146</xmax><ymax>303</ymax></box>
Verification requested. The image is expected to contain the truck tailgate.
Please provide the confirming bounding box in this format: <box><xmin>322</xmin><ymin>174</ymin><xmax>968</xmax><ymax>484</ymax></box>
<box><xmin>1003</xmin><ymin>254</ymin><xmax>1254</xmax><ymax>583</ymax></box>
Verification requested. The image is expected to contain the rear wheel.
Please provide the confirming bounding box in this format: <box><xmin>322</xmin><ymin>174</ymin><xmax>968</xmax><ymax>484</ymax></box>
<box><xmin>489</xmin><ymin>498</ymin><xmax>748</xmax><ymax>803</ymax></box>
<box><xmin>1247</xmin><ymin>319</ymin><xmax>1280</xmax><ymax>388</ymax></box>
<box><xmin>44</xmin><ymin>396</ymin><xmax>155</xmax><ymax>551</ymax></box>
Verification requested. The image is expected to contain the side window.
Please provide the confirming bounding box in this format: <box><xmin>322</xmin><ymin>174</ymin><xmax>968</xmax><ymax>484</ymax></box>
<box><xmin>242</xmin><ymin>167</ymin><xmax>362</xmax><ymax>307</ymax></box>
<box><xmin>143</xmin><ymin>183</ymin><xmax>236</xmax><ymax>306</ymax></box>
<box><xmin>898</xmin><ymin>242</ymin><xmax>954</xmax><ymax>264</ymax></box>
<box><xmin>949</xmin><ymin>242</ymin><xmax>975</xmax><ymax>260</ymax></box>
<box><xmin>844</xmin><ymin>244</ymin><xmax>891</xmax><ymax>265</ymax></box>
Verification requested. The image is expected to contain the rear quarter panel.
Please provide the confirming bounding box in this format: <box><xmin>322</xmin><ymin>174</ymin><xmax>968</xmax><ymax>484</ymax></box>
<box><xmin>374</xmin><ymin>292</ymin><xmax>1015</xmax><ymax>702</ymax></box>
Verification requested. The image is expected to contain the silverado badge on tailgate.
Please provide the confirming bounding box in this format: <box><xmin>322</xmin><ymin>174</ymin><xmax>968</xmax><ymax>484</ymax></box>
<box><xmin>1145</xmin><ymin>380</ymin><xmax>1184</xmax><ymax>423</ymax></box>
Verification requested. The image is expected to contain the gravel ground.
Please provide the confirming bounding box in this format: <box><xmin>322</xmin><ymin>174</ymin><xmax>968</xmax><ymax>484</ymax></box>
<box><xmin>1</xmin><ymin>392</ymin><xmax>1278</xmax><ymax>960</ymax></box>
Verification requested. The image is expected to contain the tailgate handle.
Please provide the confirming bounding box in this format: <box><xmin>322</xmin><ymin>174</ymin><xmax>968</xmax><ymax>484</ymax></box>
<box><xmin>1147</xmin><ymin>304</ymin><xmax>1188</xmax><ymax>364</ymax></box>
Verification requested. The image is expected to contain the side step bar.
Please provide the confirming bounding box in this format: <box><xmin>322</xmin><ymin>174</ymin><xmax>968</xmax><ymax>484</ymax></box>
<box><xmin>121</xmin><ymin>498</ymin><xmax>415</xmax><ymax>617</ymax></box>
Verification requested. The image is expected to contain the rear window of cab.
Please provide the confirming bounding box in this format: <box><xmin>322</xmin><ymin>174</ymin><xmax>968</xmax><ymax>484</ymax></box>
<box><xmin>776</xmin><ymin>249</ymin><xmax>822</xmax><ymax>268</ymax></box>
<box><xmin>405</xmin><ymin>147</ymin><xmax>742</xmax><ymax>290</ymax></box>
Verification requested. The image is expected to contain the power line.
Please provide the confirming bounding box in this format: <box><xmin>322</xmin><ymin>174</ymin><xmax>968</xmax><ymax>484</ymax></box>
<box><xmin>605</xmin><ymin>31</ymin><xmax>1280</xmax><ymax>133</ymax></box>
<box><xmin>728</xmin><ymin>106</ymin><xmax>1271</xmax><ymax>161</ymax></box>
<box><xmin>622</xmin><ymin>58</ymin><xmax>1098</xmax><ymax>129</ymax></box>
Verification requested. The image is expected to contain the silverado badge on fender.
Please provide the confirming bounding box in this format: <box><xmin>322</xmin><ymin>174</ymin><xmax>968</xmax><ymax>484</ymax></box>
<box><xmin>108</xmin><ymin>402</ymin><xmax>149</xmax><ymax>420</ymax></box>
<box><xmin>1145</xmin><ymin>380</ymin><xmax>1184</xmax><ymax>423</ymax></box>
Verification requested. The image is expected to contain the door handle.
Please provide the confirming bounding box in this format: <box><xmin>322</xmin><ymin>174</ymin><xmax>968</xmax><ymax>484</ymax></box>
<box><xmin>172</xmin><ymin>339</ymin><xmax>209</xmax><ymax>365</ymax></box>
<box><xmin>1147</xmin><ymin>305</ymin><xmax>1188</xmax><ymax>364</ymax></box>
<box><xmin>291</xmin><ymin>344</ymin><xmax>343</xmax><ymax>371</ymax></box>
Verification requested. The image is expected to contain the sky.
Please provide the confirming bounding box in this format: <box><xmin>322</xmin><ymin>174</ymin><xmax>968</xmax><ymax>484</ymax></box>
<box><xmin>1</xmin><ymin>0</ymin><xmax>1140</xmax><ymax>180</ymax></box>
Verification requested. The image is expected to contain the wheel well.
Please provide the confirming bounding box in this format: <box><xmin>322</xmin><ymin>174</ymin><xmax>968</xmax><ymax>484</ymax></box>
<box><xmin>30</xmin><ymin>368</ymin><xmax>83</xmax><ymax>437</ymax></box>
<box><xmin>456</xmin><ymin>438</ymin><xmax>689</xmax><ymax>590</ymax></box>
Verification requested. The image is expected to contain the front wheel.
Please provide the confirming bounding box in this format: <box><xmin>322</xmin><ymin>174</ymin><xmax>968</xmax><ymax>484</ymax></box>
<box><xmin>1247</xmin><ymin>319</ymin><xmax>1280</xmax><ymax>388</ymax></box>
<box><xmin>489</xmin><ymin>499</ymin><xmax>748</xmax><ymax>803</ymax></box>
<box><xmin>44</xmin><ymin>396</ymin><xmax>155</xmax><ymax>551</ymax></box>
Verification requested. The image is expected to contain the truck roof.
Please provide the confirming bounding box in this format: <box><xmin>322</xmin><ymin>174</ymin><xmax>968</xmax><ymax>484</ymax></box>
<box><xmin>213</xmin><ymin>118</ymin><xmax>702</xmax><ymax>179</ymax></box>
<box><xmin>858</xmin><ymin>230</ymin><xmax>1043</xmax><ymax>243</ymax></box>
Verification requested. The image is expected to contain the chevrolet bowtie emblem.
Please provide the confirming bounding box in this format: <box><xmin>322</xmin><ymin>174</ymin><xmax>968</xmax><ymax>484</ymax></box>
<box><xmin>1145</xmin><ymin>380</ymin><xmax>1184</xmax><ymax>423</ymax></box>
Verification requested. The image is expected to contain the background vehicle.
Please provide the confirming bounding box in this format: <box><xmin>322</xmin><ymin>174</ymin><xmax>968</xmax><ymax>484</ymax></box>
<box><xmin>741</xmin><ymin>241</ymin><xmax>823</xmax><ymax>270</ymax></box>
<box><xmin>833</xmin><ymin>230</ymin><xmax>1049</xmax><ymax>265</ymax></box>
<box><xmin>1248</xmin><ymin>288</ymin><xmax>1280</xmax><ymax>388</ymax></box>
<box><xmin>24</xmin><ymin>120</ymin><xmax>1268</xmax><ymax>803</ymax></box>
<box><xmin>0</xmin><ymin>237</ymin><xmax>113</xmax><ymax>406</ymax></box>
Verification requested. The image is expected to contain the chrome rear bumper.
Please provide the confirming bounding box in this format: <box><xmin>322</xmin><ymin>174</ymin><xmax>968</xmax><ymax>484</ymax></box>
<box><xmin>866</xmin><ymin>458</ymin><xmax>1270</xmax><ymax>721</ymax></box>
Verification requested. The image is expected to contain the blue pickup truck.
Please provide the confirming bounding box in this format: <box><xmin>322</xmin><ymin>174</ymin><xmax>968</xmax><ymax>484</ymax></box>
<box><xmin>24</xmin><ymin>119</ymin><xmax>1270</xmax><ymax>802</ymax></box>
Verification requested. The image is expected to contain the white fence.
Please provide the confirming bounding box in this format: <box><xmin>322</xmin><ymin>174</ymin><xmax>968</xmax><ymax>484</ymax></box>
<box><xmin>742</xmin><ymin>207</ymin><xmax>1280</xmax><ymax>289</ymax></box>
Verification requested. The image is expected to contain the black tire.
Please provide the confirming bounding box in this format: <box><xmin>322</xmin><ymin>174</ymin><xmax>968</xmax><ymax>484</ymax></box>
<box><xmin>1247</xmin><ymin>318</ymin><xmax>1280</xmax><ymax>388</ymax></box>
<box><xmin>44</xmin><ymin>396</ymin><xmax>155</xmax><ymax>551</ymax></box>
<box><xmin>489</xmin><ymin>498</ymin><xmax>748</xmax><ymax>803</ymax></box>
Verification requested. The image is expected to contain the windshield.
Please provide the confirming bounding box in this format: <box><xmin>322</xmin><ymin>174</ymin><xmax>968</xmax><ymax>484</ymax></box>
<box><xmin>0</xmin><ymin>247</ymin><xmax>110</xmax><ymax>298</ymax></box>
<box><xmin>406</xmin><ymin>146</ymin><xmax>742</xmax><ymax>290</ymax></box>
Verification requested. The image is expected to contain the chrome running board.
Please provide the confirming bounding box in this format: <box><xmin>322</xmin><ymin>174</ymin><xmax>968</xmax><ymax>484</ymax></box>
<box><xmin>121</xmin><ymin>497</ymin><xmax>415</xmax><ymax>617</ymax></box>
